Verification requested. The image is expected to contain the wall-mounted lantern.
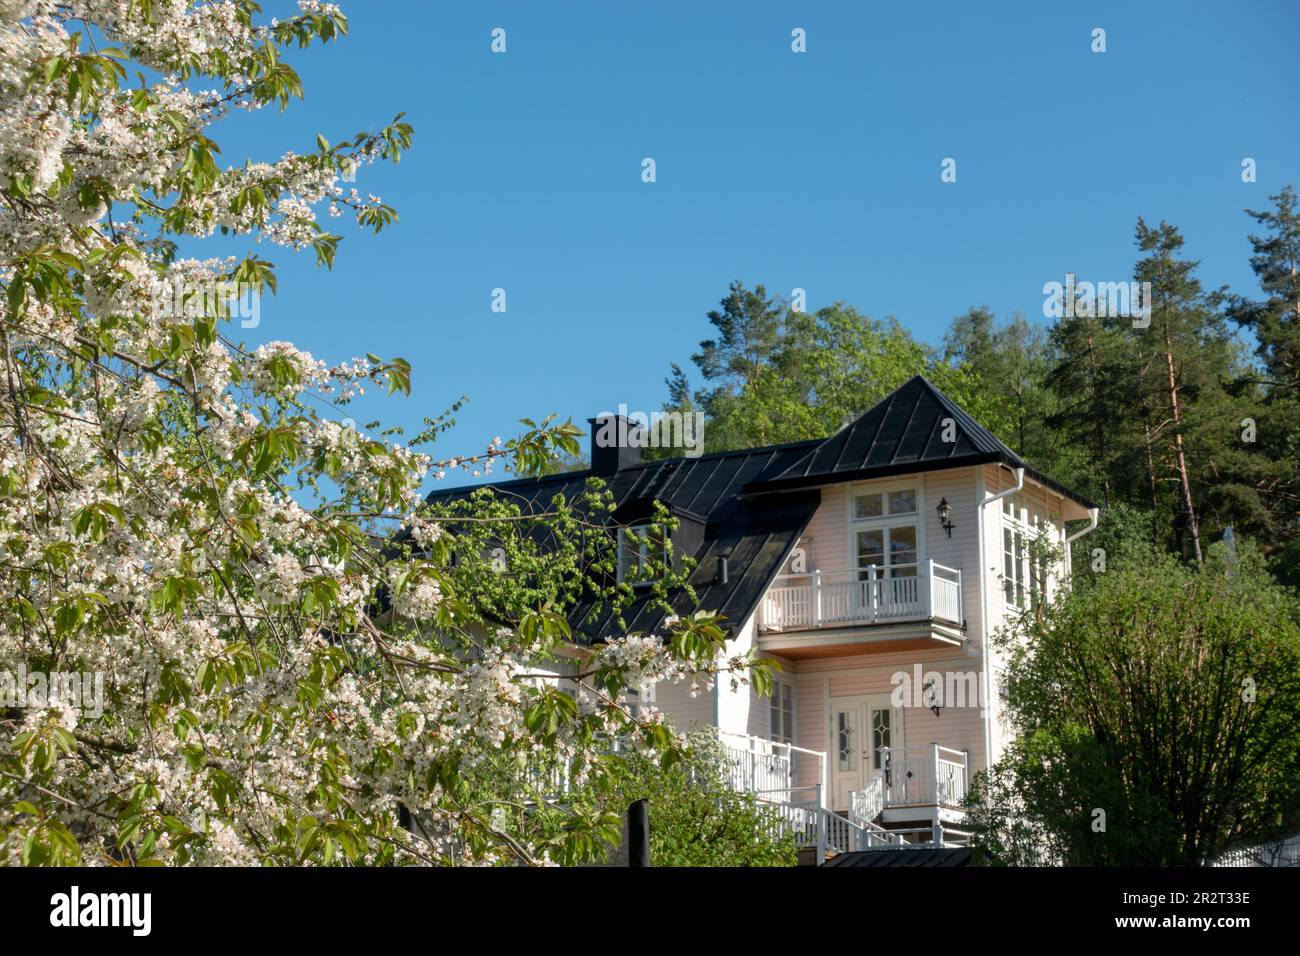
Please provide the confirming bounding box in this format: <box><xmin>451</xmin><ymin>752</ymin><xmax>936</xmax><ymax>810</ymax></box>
<box><xmin>936</xmin><ymin>497</ymin><xmax>955</xmax><ymax>538</ymax></box>
<box><xmin>923</xmin><ymin>676</ymin><xmax>942</xmax><ymax>717</ymax></box>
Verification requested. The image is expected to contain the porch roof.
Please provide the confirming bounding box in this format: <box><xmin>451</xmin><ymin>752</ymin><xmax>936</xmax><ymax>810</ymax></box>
<box><xmin>821</xmin><ymin>848</ymin><xmax>972</xmax><ymax>867</ymax></box>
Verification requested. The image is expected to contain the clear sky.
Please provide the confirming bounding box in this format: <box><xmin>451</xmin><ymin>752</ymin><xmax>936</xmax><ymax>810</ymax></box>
<box><xmin>204</xmin><ymin>0</ymin><xmax>1299</xmax><ymax>489</ymax></box>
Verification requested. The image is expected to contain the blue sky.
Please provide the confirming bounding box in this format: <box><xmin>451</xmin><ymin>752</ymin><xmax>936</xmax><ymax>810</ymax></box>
<box><xmin>205</xmin><ymin>0</ymin><xmax>1297</xmax><ymax>488</ymax></box>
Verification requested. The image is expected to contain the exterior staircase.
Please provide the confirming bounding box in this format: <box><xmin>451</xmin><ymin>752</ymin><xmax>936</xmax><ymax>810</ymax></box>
<box><xmin>718</xmin><ymin>731</ymin><xmax>971</xmax><ymax>863</ymax></box>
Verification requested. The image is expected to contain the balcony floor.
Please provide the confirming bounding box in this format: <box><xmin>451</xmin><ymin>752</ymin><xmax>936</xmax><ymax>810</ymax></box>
<box><xmin>756</xmin><ymin>617</ymin><xmax>966</xmax><ymax>659</ymax></box>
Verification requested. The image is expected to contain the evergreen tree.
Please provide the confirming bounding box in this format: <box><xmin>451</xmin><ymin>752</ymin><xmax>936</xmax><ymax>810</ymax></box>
<box><xmin>1132</xmin><ymin>218</ymin><xmax>1244</xmax><ymax>562</ymax></box>
<box><xmin>1228</xmin><ymin>185</ymin><xmax>1300</xmax><ymax>575</ymax></box>
<box><xmin>1044</xmin><ymin>291</ymin><xmax>1133</xmax><ymax>508</ymax></box>
<box><xmin>945</xmin><ymin>307</ymin><xmax>1057</xmax><ymax>466</ymax></box>
<box><xmin>661</xmin><ymin>284</ymin><xmax>1010</xmax><ymax>455</ymax></box>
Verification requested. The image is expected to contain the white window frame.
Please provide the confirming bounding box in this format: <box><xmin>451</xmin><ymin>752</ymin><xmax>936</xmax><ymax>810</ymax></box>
<box><xmin>1001</xmin><ymin>493</ymin><xmax>1056</xmax><ymax>610</ymax></box>
<box><xmin>522</xmin><ymin>664</ymin><xmax>579</xmax><ymax>701</ymax></box>
<box><xmin>770</xmin><ymin>680</ymin><xmax>795</xmax><ymax>745</ymax></box>
<box><xmin>616</xmin><ymin>523</ymin><xmax>669</xmax><ymax>587</ymax></box>
<box><xmin>845</xmin><ymin>477</ymin><xmax>927</xmax><ymax>581</ymax></box>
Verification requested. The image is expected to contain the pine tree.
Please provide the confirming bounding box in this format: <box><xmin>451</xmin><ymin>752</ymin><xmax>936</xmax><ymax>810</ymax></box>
<box><xmin>944</xmin><ymin>308</ymin><xmax>1056</xmax><ymax>466</ymax></box>
<box><xmin>1045</xmin><ymin>298</ymin><xmax>1132</xmax><ymax>507</ymax></box>
<box><xmin>1131</xmin><ymin>219</ymin><xmax>1243</xmax><ymax>563</ymax></box>
<box><xmin>1228</xmin><ymin>185</ymin><xmax>1300</xmax><ymax>569</ymax></box>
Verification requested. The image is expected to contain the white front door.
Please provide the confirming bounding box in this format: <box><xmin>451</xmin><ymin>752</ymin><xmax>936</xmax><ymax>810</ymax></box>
<box><xmin>829</xmin><ymin>695</ymin><xmax>903</xmax><ymax>810</ymax></box>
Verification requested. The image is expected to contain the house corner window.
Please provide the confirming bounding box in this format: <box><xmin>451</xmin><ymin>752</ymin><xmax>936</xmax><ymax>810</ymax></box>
<box><xmin>628</xmin><ymin>680</ymin><xmax>656</xmax><ymax>719</ymax></box>
<box><xmin>1003</xmin><ymin>525</ymin><xmax>1026</xmax><ymax>609</ymax></box>
<box><xmin>617</xmin><ymin>523</ymin><xmax>668</xmax><ymax>585</ymax></box>
<box><xmin>770</xmin><ymin>681</ymin><xmax>794</xmax><ymax>745</ymax></box>
<box><xmin>1003</xmin><ymin>495</ymin><xmax>1052</xmax><ymax>611</ymax></box>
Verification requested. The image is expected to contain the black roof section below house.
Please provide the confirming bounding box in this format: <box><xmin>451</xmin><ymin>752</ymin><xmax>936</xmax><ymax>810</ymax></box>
<box><xmin>820</xmin><ymin>848</ymin><xmax>971</xmax><ymax>867</ymax></box>
<box><xmin>744</xmin><ymin>375</ymin><xmax>1096</xmax><ymax>511</ymax></box>
<box><xmin>421</xmin><ymin>439</ymin><xmax>823</xmax><ymax>643</ymax></box>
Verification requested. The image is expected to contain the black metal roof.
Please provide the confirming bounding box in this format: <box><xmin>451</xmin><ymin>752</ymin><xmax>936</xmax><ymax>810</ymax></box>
<box><xmin>745</xmin><ymin>375</ymin><xmax>1096</xmax><ymax>511</ymax></box>
<box><xmin>422</xmin><ymin>440</ymin><xmax>822</xmax><ymax>642</ymax></box>
<box><xmin>820</xmin><ymin>848</ymin><xmax>971</xmax><ymax>867</ymax></box>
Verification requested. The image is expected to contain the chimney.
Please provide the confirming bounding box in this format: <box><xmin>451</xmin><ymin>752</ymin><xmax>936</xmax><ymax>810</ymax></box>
<box><xmin>589</xmin><ymin>412</ymin><xmax>645</xmax><ymax>476</ymax></box>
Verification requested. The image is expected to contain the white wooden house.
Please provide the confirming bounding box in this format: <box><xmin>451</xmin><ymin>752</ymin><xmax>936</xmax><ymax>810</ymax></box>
<box><xmin>425</xmin><ymin>376</ymin><xmax>1099</xmax><ymax>854</ymax></box>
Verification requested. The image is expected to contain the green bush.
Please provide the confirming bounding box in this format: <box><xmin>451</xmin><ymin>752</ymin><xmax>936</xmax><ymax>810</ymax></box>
<box><xmin>967</xmin><ymin>542</ymin><xmax>1300</xmax><ymax>865</ymax></box>
<box><xmin>611</xmin><ymin>731</ymin><xmax>798</xmax><ymax>867</ymax></box>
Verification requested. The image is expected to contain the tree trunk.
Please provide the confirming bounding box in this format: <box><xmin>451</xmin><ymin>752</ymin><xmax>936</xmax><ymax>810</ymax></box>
<box><xmin>1082</xmin><ymin>319</ymin><xmax>1112</xmax><ymax>506</ymax></box>
<box><xmin>1142</xmin><ymin>423</ymin><xmax>1159</xmax><ymax>509</ymax></box>
<box><xmin>1161</xmin><ymin>329</ymin><xmax>1202</xmax><ymax>563</ymax></box>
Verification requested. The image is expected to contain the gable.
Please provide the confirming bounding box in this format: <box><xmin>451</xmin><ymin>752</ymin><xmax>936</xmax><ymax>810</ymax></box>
<box><xmin>746</xmin><ymin>375</ymin><xmax>1095</xmax><ymax>514</ymax></box>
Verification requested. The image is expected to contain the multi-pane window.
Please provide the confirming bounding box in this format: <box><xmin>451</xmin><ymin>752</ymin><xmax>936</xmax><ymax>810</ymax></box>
<box><xmin>853</xmin><ymin>487</ymin><xmax>919</xmax><ymax>582</ymax></box>
<box><xmin>1003</xmin><ymin>495</ymin><xmax>1052</xmax><ymax>610</ymax></box>
<box><xmin>617</xmin><ymin>523</ymin><xmax>668</xmax><ymax>585</ymax></box>
<box><xmin>870</xmin><ymin>707</ymin><xmax>891</xmax><ymax>771</ymax></box>
<box><xmin>770</xmin><ymin>681</ymin><xmax>794</xmax><ymax>745</ymax></box>
<box><xmin>836</xmin><ymin>708</ymin><xmax>857</xmax><ymax>772</ymax></box>
<box><xmin>856</xmin><ymin>526</ymin><xmax>918</xmax><ymax>576</ymax></box>
<box><xmin>1003</xmin><ymin>525</ymin><xmax>1026</xmax><ymax>608</ymax></box>
<box><xmin>854</xmin><ymin>488</ymin><xmax>917</xmax><ymax>520</ymax></box>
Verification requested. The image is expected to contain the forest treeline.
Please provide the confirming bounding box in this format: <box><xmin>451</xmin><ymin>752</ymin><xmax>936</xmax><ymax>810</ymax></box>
<box><xmin>652</xmin><ymin>187</ymin><xmax>1300</xmax><ymax>585</ymax></box>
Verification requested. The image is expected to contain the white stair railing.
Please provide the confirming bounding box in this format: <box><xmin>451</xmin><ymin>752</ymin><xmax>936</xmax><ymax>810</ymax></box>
<box><xmin>820</xmin><ymin>805</ymin><xmax>902</xmax><ymax>855</ymax></box>
<box><xmin>751</xmin><ymin>782</ymin><xmax>908</xmax><ymax>857</ymax></box>
<box><xmin>848</xmin><ymin>771</ymin><xmax>886</xmax><ymax>827</ymax></box>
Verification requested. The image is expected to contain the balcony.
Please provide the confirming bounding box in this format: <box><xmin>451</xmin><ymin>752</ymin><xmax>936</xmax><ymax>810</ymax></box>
<box><xmin>757</xmin><ymin>560</ymin><xmax>963</xmax><ymax>633</ymax></box>
<box><xmin>850</xmin><ymin>745</ymin><xmax>970</xmax><ymax>827</ymax></box>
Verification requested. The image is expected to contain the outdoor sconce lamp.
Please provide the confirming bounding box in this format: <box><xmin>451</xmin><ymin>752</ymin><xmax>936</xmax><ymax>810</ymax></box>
<box><xmin>924</xmin><ymin>677</ymin><xmax>942</xmax><ymax>718</ymax></box>
<box><xmin>936</xmin><ymin>497</ymin><xmax>955</xmax><ymax>538</ymax></box>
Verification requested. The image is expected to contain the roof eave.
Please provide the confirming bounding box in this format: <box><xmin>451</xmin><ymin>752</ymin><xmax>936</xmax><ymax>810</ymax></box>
<box><xmin>741</xmin><ymin>452</ymin><xmax>1004</xmax><ymax>495</ymax></box>
<box><xmin>743</xmin><ymin>452</ymin><xmax>1099</xmax><ymax>513</ymax></box>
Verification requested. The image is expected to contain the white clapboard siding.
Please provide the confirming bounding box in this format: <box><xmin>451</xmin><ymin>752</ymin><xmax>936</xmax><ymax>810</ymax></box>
<box><xmin>645</xmin><ymin>463</ymin><xmax>1079</xmax><ymax>785</ymax></box>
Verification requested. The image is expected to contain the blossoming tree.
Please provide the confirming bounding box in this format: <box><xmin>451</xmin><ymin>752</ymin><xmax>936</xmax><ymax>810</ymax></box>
<box><xmin>0</xmin><ymin>1</ymin><xmax>765</xmax><ymax>865</ymax></box>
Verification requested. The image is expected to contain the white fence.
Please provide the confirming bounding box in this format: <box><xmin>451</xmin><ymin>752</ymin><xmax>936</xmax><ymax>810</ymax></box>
<box><xmin>1213</xmin><ymin>834</ymin><xmax>1300</xmax><ymax>867</ymax></box>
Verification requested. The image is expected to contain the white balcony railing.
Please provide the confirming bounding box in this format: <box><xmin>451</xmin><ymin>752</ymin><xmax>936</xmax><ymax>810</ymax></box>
<box><xmin>758</xmin><ymin>560</ymin><xmax>963</xmax><ymax>632</ymax></box>
<box><xmin>849</xmin><ymin>744</ymin><xmax>970</xmax><ymax>820</ymax></box>
<box><xmin>718</xmin><ymin>730</ymin><xmax>827</xmax><ymax>807</ymax></box>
